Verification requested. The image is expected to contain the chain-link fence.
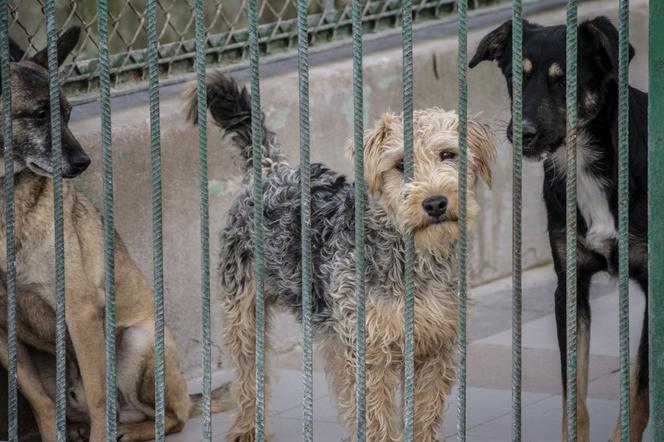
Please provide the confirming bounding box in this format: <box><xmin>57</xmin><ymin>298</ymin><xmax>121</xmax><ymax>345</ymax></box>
<box><xmin>9</xmin><ymin>0</ymin><xmax>502</xmax><ymax>94</ymax></box>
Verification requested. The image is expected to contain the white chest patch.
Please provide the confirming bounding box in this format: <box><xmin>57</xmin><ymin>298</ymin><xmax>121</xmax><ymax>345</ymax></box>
<box><xmin>549</xmin><ymin>132</ymin><xmax>616</xmax><ymax>257</ymax></box>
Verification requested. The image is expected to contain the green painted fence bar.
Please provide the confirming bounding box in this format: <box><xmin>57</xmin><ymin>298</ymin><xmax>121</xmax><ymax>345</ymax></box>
<box><xmin>351</xmin><ymin>0</ymin><xmax>367</xmax><ymax>436</ymax></box>
<box><xmin>247</xmin><ymin>0</ymin><xmax>266</xmax><ymax>436</ymax></box>
<box><xmin>44</xmin><ymin>0</ymin><xmax>68</xmax><ymax>440</ymax></box>
<box><xmin>97</xmin><ymin>0</ymin><xmax>118</xmax><ymax>439</ymax></box>
<box><xmin>617</xmin><ymin>0</ymin><xmax>630</xmax><ymax>440</ymax></box>
<box><xmin>649</xmin><ymin>1</ymin><xmax>664</xmax><ymax>440</ymax></box>
<box><xmin>565</xmin><ymin>0</ymin><xmax>578</xmax><ymax>440</ymax></box>
<box><xmin>511</xmin><ymin>0</ymin><xmax>523</xmax><ymax>440</ymax></box>
<box><xmin>0</xmin><ymin>1</ymin><xmax>17</xmax><ymax>440</ymax></box>
<box><xmin>402</xmin><ymin>0</ymin><xmax>415</xmax><ymax>437</ymax></box>
<box><xmin>146</xmin><ymin>0</ymin><xmax>166</xmax><ymax>438</ymax></box>
<box><xmin>193</xmin><ymin>0</ymin><xmax>212</xmax><ymax>439</ymax></box>
<box><xmin>457</xmin><ymin>0</ymin><xmax>469</xmax><ymax>440</ymax></box>
<box><xmin>296</xmin><ymin>0</ymin><xmax>314</xmax><ymax>437</ymax></box>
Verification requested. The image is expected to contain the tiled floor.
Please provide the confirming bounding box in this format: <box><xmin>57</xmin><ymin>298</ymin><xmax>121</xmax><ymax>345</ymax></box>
<box><xmin>168</xmin><ymin>266</ymin><xmax>650</xmax><ymax>441</ymax></box>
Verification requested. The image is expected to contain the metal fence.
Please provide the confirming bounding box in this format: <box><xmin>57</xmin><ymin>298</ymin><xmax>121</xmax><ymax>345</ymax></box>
<box><xmin>8</xmin><ymin>0</ymin><xmax>501</xmax><ymax>95</ymax></box>
<box><xmin>0</xmin><ymin>0</ymin><xmax>663</xmax><ymax>441</ymax></box>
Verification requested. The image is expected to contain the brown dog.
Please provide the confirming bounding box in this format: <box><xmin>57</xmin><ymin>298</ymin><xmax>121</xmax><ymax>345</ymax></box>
<box><xmin>0</xmin><ymin>28</ymin><xmax>194</xmax><ymax>441</ymax></box>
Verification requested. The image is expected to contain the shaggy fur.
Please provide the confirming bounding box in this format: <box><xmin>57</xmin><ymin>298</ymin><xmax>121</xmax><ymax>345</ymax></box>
<box><xmin>470</xmin><ymin>16</ymin><xmax>649</xmax><ymax>442</ymax></box>
<box><xmin>188</xmin><ymin>73</ymin><xmax>495</xmax><ymax>442</ymax></box>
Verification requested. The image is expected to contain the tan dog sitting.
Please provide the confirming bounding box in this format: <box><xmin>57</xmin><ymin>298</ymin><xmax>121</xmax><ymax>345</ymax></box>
<box><xmin>0</xmin><ymin>28</ymin><xmax>192</xmax><ymax>442</ymax></box>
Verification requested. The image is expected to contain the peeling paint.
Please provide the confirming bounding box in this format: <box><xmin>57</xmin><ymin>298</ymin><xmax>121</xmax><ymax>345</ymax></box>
<box><xmin>377</xmin><ymin>74</ymin><xmax>399</xmax><ymax>91</ymax></box>
<box><xmin>267</xmin><ymin>105</ymin><xmax>290</xmax><ymax>130</ymax></box>
<box><xmin>208</xmin><ymin>175</ymin><xmax>244</xmax><ymax>197</ymax></box>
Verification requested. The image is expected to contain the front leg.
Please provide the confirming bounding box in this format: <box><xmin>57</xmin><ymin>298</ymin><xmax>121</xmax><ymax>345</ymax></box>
<box><xmin>323</xmin><ymin>334</ymin><xmax>400</xmax><ymax>442</ymax></box>
<box><xmin>555</xmin><ymin>273</ymin><xmax>592</xmax><ymax>442</ymax></box>
<box><xmin>65</xmin><ymin>288</ymin><xmax>108</xmax><ymax>441</ymax></box>
<box><xmin>413</xmin><ymin>354</ymin><xmax>455</xmax><ymax>442</ymax></box>
<box><xmin>0</xmin><ymin>327</ymin><xmax>57</xmax><ymax>442</ymax></box>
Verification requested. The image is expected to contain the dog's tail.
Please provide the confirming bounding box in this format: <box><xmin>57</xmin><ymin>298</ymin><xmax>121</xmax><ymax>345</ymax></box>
<box><xmin>184</xmin><ymin>72</ymin><xmax>282</xmax><ymax>173</ymax></box>
<box><xmin>188</xmin><ymin>381</ymin><xmax>234</xmax><ymax>418</ymax></box>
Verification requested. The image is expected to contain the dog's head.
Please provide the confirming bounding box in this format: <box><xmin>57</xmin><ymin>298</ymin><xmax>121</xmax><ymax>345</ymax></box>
<box><xmin>351</xmin><ymin>109</ymin><xmax>494</xmax><ymax>250</ymax></box>
<box><xmin>469</xmin><ymin>16</ymin><xmax>633</xmax><ymax>161</ymax></box>
<box><xmin>0</xmin><ymin>27</ymin><xmax>90</xmax><ymax>178</ymax></box>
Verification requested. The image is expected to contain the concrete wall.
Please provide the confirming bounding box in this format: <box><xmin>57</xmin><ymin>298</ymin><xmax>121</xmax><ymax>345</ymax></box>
<box><xmin>68</xmin><ymin>0</ymin><xmax>649</xmax><ymax>378</ymax></box>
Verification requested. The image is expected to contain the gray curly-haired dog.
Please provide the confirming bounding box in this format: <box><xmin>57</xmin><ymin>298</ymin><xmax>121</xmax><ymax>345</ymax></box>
<box><xmin>187</xmin><ymin>73</ymin><xmax>495</xmax><ymax>442</ymax></box>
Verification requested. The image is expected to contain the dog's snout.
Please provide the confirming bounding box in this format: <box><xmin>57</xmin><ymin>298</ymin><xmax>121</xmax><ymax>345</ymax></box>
<box><xmin>523</xmin><ymin>121</ymin><xmax>537</xmax><ymax>145</ymax></box>
<box><xmin>71</xmin><ymin>152</ymin><xmax>91</xmax><ymax>171</ymax></box>
<box><xmin>422</xmin><ymin>196</ymin><xmax>448</xmax><ymax>218</ymax></box>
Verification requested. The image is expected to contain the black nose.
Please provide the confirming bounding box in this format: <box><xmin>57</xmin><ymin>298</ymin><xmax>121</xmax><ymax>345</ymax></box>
<box><xmin>71</xmin><ymin>153</ymin><xmax>91</xmax><ymax>172</ymax></box>
<box><xmin>523</xmin><ymin>121</ymin><xmax>537</xmax><ymax>145</ymax></box>
<box><xmin>422</xmin><ymin>196</ymin><xmax>447</xmax><ymax>218</ymax></box>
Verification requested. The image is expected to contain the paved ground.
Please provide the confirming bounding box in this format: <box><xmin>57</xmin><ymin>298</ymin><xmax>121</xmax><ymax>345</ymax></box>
<box><xmin>170</xmin><ymin>265</ymin><xmax>650</xmax><ymax>441</ymax></box>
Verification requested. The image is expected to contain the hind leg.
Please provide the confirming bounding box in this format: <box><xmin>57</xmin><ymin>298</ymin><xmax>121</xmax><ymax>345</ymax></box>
<box><xmin>224</xmin><ymin>280</ymin><xmax>271</xmax><ymax>442</ymax></box>
<box><xmin>610</xmin><ymin>277</ymin><xmax>649</xmax><ymax>442</ymax></box>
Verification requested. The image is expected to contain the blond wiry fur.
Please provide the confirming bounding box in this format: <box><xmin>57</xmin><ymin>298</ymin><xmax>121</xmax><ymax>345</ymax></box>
<box><xmin>191</xmin><ymin>73</ymin><xmax>495</xmax><ymax>442</ymax></box>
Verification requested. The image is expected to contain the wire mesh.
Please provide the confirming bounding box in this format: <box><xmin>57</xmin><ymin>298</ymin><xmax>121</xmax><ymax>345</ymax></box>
<box><xmin>7</xmin><ymin>0</ymin><xmax>502</xmax><ymax>94</ymax></box>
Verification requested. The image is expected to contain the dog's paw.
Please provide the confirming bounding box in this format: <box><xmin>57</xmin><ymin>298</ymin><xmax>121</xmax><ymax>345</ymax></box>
<box><xmin>66</xmin><ymin>422</ymin><xmax>90</xmax><ymax>442</ymax></box>
<box><xmin>226</xmin><ymin>430</ymin><xmax>257</xmax><ymax>442</ymax></box>
<box><xmin>117</xmin><ymin>424</ymin><xmax>146</xmax><ymax>442</ymax></box>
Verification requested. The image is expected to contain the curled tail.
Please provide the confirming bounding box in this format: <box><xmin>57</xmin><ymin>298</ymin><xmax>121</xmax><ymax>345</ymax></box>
<box><xmin>184</xmin><ymin>71</ymin><xmax>282</xmax><ymax>173</ymax></box>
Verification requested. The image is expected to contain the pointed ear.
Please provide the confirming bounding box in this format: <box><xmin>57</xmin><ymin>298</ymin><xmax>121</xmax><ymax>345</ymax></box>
<box><xmin>358</xmin><ymin>113</ymin><xmax>396</xmax><ymax>193</ymax></box>
<box><xmin>32</xmin><ymin>26</ymin><xmax>81</xmax><ymax>68</ymax></box>
<box><xmin>579</xmin><ymin>16</ymin><xmax>634</xmax><ymax>80</ymax></box>
<box><xmin>467</xmin><ymin>118</ymin><xmax>495</xmax><ymax>188</ymax></box>
<box><xmin>469</xmin><ymin>20</ymin><xmax>512</xmax><ymax>68</ymax></box>
<box><xmin>9</xmin><ymin>39</ymin><xmax>25</xmax><ymax>61</ymax></box>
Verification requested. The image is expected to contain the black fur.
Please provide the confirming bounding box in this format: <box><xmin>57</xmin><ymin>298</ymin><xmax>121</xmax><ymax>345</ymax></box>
<box><xmin>471</xmin><ymin>15</ymin><xmax>650</xmax><ymax>434</ymax></box>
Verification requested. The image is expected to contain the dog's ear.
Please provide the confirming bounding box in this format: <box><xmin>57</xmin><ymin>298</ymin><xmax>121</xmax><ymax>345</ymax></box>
<box><xmin>579</xmin><ymin>16</ymin><xmax>635</xmax><ymax>80</ymax></box>
<box><xmin>9</xmin><ymin>39</ymin><xmax>25</xmax><ymax>61</ymax></box>
<box><xmin>359</xmin><ymin>113</ymin><xmax>396</xmax><ymax>193</ymax></box>
<box><xmin>467</xmin><ymin>119</ymin><xmax>495</xmax><ymax>188</ymax></box>
<box><xmin>469</xmin><ymin>20</ymin><xmax>512</xmax><ymax>68</ymax></box>
<box><xmin>32</xmin><ymin>26</ymin><xmax>81</xmax><ymax>68</ymax></box>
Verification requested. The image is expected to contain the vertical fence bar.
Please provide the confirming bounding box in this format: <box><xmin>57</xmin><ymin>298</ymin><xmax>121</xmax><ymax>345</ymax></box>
<box><xmin>617</xmin><ymin>0</ymin><xmax>630</xmax><ymax>440</ymax></box>
<box><xmin>511</xmin><ymin>0</ymin><xmax>523</xmax><ymax>440</ymax></box>
<box><xmin>456</xmin><ymin>0</ymin><xmax>468</xmax><ymax>440</ymax></box>
<box><xmin>649</xmin><ymin>1</ymin><xmax>664</xmax><ymax>440</ymax></box>
<box><xmin>0</xmin><ymin>1</ymin><xmax>17</xmax><ymax>440</ymax></box>
<box><xmin>351</xmin><ymin>0</ymin><xmax>366</xmax><ymax>436</ymax></box>
<box><xmin>402</xmin><ymin>0</ymin><xmax>415</xmax><ymax>438</ymax></box>
<box><xmin>97</xmin><ymin>0</ymin><xmax>117</xmax><ymax>439</ymax></box>
<box><xmin>44</xmin><ymin>1</ymin><xmax>68</xmax><ymax>439</ymax></box>
<box><xmin>193</xmin><ymin>0</ymin><xmax>212</xmax><ymax>439</ymax></box>
<box><xmin>296</xmin><ymin>0</ymin><xmax>314</xmax><ymax>438</ymax></box>
<box><xmin>146</xmin><ymin>0</ymin><xmax>166</xmax><ymax>439</ymax></box>
<box><xmin>565</xmin><ymin>0</ymin><xmax>578</xmax><ymax>440</ymax></box>
<box><xmin>247</xmin><ymin>0</ymin><xmax>266</xmax><ymax>436</ymax></box>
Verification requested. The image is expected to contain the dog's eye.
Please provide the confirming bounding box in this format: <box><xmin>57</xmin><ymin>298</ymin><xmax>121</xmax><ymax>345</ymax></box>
<box><xmin>394</xmin><ymin>159</ymin><xmax>404</xmax><ymax>172</ymax></box>
<box><xmin>36</xmin><ymin>109</ymin><xmax>47</xmax><ymax>120</ymax></box>
<box><xmin>440</xmin><ymin>151</ymin><xmax>456</xmax><ymax>162</ymax></box>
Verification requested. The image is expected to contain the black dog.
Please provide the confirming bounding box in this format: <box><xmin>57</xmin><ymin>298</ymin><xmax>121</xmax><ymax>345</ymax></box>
<box><xmin>470</xmin><ymin>16</ymin><xmax>648</xmax><ymax>441</ymax></box>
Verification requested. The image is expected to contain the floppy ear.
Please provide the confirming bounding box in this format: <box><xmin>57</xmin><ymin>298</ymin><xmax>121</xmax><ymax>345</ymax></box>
<box><xmin>579</xmin><ymin>16</ymin><xmax>634</xmax><ymax>80</ymax></box>
<box><xmin>357</xmin><ymin>113</ymin><xmax>396</xmax><ymax>193</ymax></box>
<box><xmin>469</xmin><ymin>20</ymin><xmax>512</xmax><ymax>68</ymax></box>
<box><xmin>32</xmin><ymin>26</ymin><xmax>81</xmax><ymax>68</ymax></box>
<box><xmin>467</xmin><ymin>119</ymin><xmax>495</xmax><ymax>188</ymax></box>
